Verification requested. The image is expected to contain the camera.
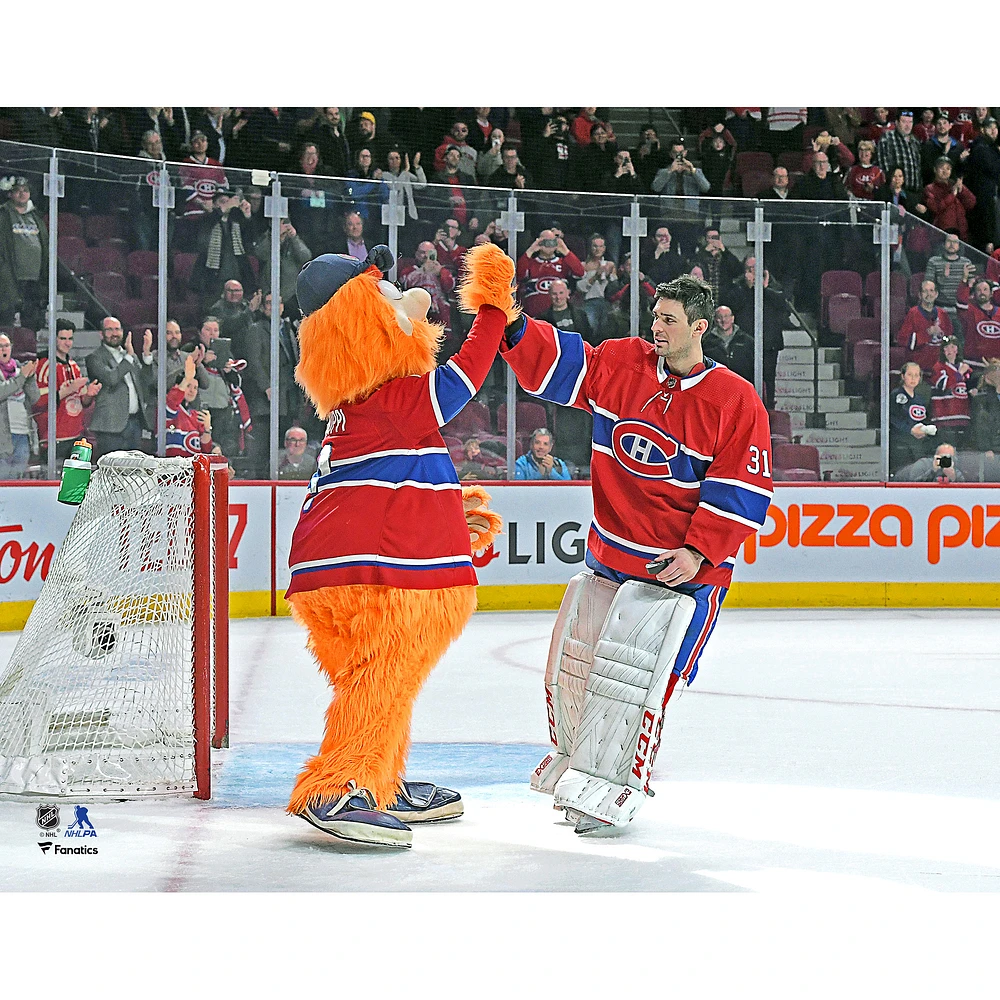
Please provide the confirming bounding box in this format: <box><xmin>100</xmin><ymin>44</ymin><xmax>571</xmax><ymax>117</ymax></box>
<box><xmin>938</xmin><ymin>454</ymin><xmax>952</xmax><ymax>468</ymax></box>
<box><xmin>540</xmin><ymin>238</ymin><xmax>558</xmax><ymax>248</ymax></box>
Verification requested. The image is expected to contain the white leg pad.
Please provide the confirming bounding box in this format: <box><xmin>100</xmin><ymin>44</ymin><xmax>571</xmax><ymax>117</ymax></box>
<box><xmin>531</xmin><ymin>571</ymin><xmax>619</xmax><ymax>794</ymax></box>
<box><xmin>553</xmin><ymin>581</ymin><xmax>695</xmax><ymax>827</ymax></box>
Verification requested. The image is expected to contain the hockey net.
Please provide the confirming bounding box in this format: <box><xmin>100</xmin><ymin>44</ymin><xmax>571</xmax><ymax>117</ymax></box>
<box><xmin>0</xmin><ymin>452</ymin><xmax>229</xmax><ymax>800</ymax></box>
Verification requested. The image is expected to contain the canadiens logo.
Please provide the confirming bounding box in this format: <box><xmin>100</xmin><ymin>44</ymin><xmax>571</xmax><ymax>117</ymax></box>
<box><xmin>611</xmin><ymin>420</ymin><xmax>680</xmax><ymax>479</ymax></box>
<box><xmin>909</xmin><ymin>404</ymin><xmax>927</xmax><ymax>421</ymax></box>
<box><xmin>184</xmin><ymin>431</ymin><xmax>201</xmax><ymax>454</ymax></box>
<box><xmin>978</xmin><ymin>320</ymin><xmax>1000</xmax><ymax>339</ymax></box>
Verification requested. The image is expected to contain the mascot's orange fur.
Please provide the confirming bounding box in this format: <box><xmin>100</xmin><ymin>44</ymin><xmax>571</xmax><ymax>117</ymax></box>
<box><xmin>287</xmin><ymin>243</ymin><xmax>518</xmax><ymax>823</ymax></box>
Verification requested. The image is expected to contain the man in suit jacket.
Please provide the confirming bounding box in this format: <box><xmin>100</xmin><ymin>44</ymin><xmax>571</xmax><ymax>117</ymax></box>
<box><xmin>85</xmin><ymin>317</ymin><xmax>150</xmax><ymax>460</ymax></box>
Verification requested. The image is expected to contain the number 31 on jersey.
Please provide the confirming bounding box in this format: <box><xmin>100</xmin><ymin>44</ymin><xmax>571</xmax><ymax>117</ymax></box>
<box><xmin>747</xmin><ymin>445</ymin><xmax>771</xmax><ymax>478</ymax></box>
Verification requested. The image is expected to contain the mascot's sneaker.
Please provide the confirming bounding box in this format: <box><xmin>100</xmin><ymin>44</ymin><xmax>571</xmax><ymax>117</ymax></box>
<box><xmin>385</xmin><ymin>781</ymin><xmax>463</xmax><ymax>823</ymax></box>
<box><xmin>299</xmin><ymin>782</ymin><xmax>413</xmax><ymax>848</ymax></box>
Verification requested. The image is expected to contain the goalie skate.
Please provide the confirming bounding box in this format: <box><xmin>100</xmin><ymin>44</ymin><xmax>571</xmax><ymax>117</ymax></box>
<box><xmin>385</xmin><ymin>781</ymin><xmax>463</xmax><ymax>823</ymax></box>
<box><xmin>299</xmin><ymin>782</ymin><xmax>413</xmax><ymax>848</ymax></box>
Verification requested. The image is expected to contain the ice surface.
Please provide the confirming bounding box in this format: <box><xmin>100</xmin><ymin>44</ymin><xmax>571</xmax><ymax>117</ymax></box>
<box><xmin>2</xmin><ymin>608</ymin><xmax>999</xmax><ymax>892</ymax></box>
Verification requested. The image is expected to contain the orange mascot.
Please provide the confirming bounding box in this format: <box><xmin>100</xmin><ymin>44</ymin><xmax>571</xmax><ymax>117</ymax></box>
<box><xmin>285</xmin><ymin>241</ymin><xmax>518</xmax><ymax>848</ymax></box>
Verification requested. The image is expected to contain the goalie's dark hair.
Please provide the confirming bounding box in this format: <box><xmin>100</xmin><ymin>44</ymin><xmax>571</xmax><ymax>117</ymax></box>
<box><xmin>654</xmin><ymin>274</ymin><xmax>715</xmax><ymax>328</ymax></box>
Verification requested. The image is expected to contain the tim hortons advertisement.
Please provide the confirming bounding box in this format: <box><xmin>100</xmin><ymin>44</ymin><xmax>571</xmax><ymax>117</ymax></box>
<box><xmin>1</xmin><ymin>483</ymin><xmax>998</xmax><ymax>623</ymax></box>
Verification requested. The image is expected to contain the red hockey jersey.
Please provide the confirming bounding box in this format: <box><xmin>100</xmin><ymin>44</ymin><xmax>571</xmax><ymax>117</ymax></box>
<box><xmin>897</xmin><ymin>305</ymin><xmax>953</xmax><ymax>372</ymax></box>
<box><xmin>930</xmin><ymin>361</ymin><xmax>972</xmax><ymax>429</ymax></box>
<box><xmin>956</xmin><ymin>286</ymin><xmax>1000</xmax><ymax>368</ymax></box>
<box><xmin>500</xmin><ymin>317</ymin><xmax>773</xmax><ymax>587</ymax></box>
<box><xmin>516</xmin><ymin>252</ymin><xmax>585</xmax><ymax>317</ymax></box>
<box><xmin>286</xmin><ymin>305</ymin><xmax>507</xmax><ymax>596</ymax></box>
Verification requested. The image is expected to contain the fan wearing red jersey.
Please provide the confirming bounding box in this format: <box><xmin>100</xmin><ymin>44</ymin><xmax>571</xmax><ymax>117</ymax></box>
<box><xmin>502</xmin><ymin>274</ymin><xmax>773</xmax><ymax>834</ymax></box>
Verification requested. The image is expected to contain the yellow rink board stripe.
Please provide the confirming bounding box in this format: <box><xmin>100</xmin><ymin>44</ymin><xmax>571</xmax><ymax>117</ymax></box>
<box><xmin>2</xmin><ymin>583</ymin><xmax>996</xmax><ymax>631</ymax></box>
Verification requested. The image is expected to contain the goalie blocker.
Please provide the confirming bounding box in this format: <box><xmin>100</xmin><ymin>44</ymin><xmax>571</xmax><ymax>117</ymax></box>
<box><xmin>532</xmin><ymin>571</ymin><xmax>724</xmax><ymax>830</ymax></box>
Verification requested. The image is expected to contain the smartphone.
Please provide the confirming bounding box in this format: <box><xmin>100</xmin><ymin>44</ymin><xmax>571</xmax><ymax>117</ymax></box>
<box><xmin>212</xmin><ymin>337</ymin><xmax>233</xmax><ymax>368</ymax></box>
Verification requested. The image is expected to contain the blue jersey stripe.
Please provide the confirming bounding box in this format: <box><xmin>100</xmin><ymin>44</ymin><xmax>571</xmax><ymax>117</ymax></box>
<box><xmin>539</xmin><ymin>328</ymin><xmax>586</xmax><ymax>405</ymax></box>
<box><xmin>432</xmin><ymin>366</ymin><xmax>474</xmax><ymax>426</ymax></box>
<box><xmin>699</xmin><ymin>480</ymin><xmax>771</xmax><ymax>525</ymax></box>
<box><xmin>313</xmin><ymin>453</ymin><xmax>458</xmax><ymax>489</ymax></box>
<box><xmin>291</xmin><ymin>558</ymin><xmax>472</xmax><ymax>577</ymax></box>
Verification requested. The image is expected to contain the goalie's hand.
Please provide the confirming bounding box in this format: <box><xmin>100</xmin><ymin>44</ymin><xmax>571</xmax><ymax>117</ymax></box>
<box><xmin>650</xmin><ymin>546</ymin><xmax>704</xmax><ymax>586</ymax></box>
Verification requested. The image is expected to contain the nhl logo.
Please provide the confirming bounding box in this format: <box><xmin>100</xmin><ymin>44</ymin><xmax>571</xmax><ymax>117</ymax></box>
<box><xmin>36</xmin><ymin>804</ymin><xmax>60</xmax><ymax>831</ymax></box>
<box><xmin>666</xmin><ymin>377</ymin><xmax>677</xmax><ymax>389</ymax></box>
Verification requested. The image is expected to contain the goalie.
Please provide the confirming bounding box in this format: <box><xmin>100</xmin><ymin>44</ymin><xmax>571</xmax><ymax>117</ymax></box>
<box><xmin>501</xmin><ymin>275</ymin><xmax>773</xmax><ymax>834</ymax></box>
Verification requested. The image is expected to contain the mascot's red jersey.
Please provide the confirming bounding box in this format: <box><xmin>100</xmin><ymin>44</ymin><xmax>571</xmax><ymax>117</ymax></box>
<box><xmin>500</xmin><ymin>316</ymin><xmax>773</xmax><ymax>587</ymax></box>
<box><xmin>286</xmin><ymin>305</ymin><xmax>506</xmax><ymax>595</ymax></box>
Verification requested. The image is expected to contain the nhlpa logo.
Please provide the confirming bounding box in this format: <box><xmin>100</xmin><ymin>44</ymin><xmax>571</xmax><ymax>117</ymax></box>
<box><xmin>611</xmin><ymin>420</ymin><xmax>680</xmax><ymax>480</ymax></box>
<box><xmin>36</xmin><ymin>804</ymin><xmax>60</xmax><ymax>832</ymax></box>
<box><xmin>909</xmin><ymin>404</ymin><xmax>927</xmax><ymax>421</ymax></box>
<box><xmin>65</xmin><ymin>806</ymin><xmax>97</xmax><ymax>838</ymax></box>
<box><xmin>978</xmin><ymin>320</ymin><xmax>1000</xmax><ymax>339</ymax></box>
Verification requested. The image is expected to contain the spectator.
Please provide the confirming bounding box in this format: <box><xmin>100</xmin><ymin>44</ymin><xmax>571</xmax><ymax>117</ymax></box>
<box><xmin>13</xmin><ymin>107</ymin><xmax>70</xmax><ymax>149</ymax></box>
<box><xmin>802</xmin><ymin>129</ymin><xmax>855</xmax><ymax>178</ymax></box>
<box><xmin>757</xmin><ymin>166</ymin><xmax>796</xmax><ymax>283</ymax></box>
<box><xmin>475</xmin><ymin>128</ymin><xmax>506</xmax><ymax>182</ymax></box>
<box><xmin>189</xmin><ymin>315</ymin><xmax>241</xmax><ymax>460</ymax></box>
<box><xmin>605</xmin><ymin>251</ymin><xmax>656</xmax><ymax>339</ymax></box>
<box><xmin>877</xmin><ymin>110</ymin><xmax>924</xmax><ymax>200</ymax></box>
<box><xmin>514</xmin><ymin>427</ymin><xmax>572</xmax><ymax>480</ymax></box>
<box><xmin>191</xmin><ymin>107</ymin><xmax>234</xmax><ymax>165</ymax></box>
<box><xmin>84</xmin><ymin>318</ymin><xmax>150</xmax><ymax>461</ymax></box>
<box><xmin>691</xmin><ymin>227</ymin><xmax>742</xmax><ymax>302</ymax></box>
<box><xmin>921</xmin><ymin>111</ymin><xmax>969</xmax><ymax>185</ymax></box>
<box><xmin>432</xmin><ymin>218</ymin><xmax>465</xmax><ymax>273</ymax></box>
<box><xmin>930</xmin><ymin>336</ymin><xmax>973</xmax><ymax>442</ymax></box>
<box><xmin>971</xmin><ymin>361</ymin><xmax>1000</xmax><ymax>458</ymax></box>
<box><xmin>209</xmin><ymin>280</ymin><xmax>261</xmax><ymax>360</ymax></box>
<box><xmin>302</xmin><ymin>107</ymin><xmax>351</xmax><ymax>178</ymax></box>
<box><xmin>721</xmin><ymin>256</ymin><xmax>788</xmax><ymax>405</ymax></box>
<box><xmin>792</xmin><ymin>152</ymin><xmax>847</xmax><ymax>311</ymax></box>
<box><xmin>571</xmin><ymin>108</ymin><xmax>615</xmax><ymax>148</ymax></box>
<box><xmin>701</xmin><ymin>305</ymin><xmax>755</xmax><ymax>384</ymax></box>
<box><xmin>243</xmin><ymin>107</ymin><xmax>296</xmax><ymax>170</ymax></box>
<box><xmin>913</xmin><ymin>108</ymin><xmax>938</xmax><ymax>143</ymax></box>
<box><xmin>126</xmin><ymin>107</ymin><xmax>183</xmax><ymax>160</ymax></box>
<box><xmin>139</xmin><ymin>318</ymin><xmax>185</xmax><ymax>430</ymax></box>
<box><xmin>345</xmin><ymin>148</ymin><xmax>389</xmax><ymax>227</ymax></box>
<box><xmin>956</xmin><ymin>277</ymin><xmax>1000</xmax><ymax>371</ymax></box>
<box><xmin>765</xmin><ymin>107</ymin><xmax>807</xmax><ymax>154</ymax></box>
<box><xmin>32</xmin><ymin>320</ymin><xmax>101</xmax><ymax>466</ymax></box>
<box><xmin>454</xmin><ymin>436</ymin><xmax>505</xmax><ymax>480</ymax></box>
<box><xmin>488</xmin><ymin>145</ymin><xmax>533</xmax><ymax>191</ymax></box>
<box><xmin>253</xmin><ymin>218</ymin><xmax>312</xmax><ymax>313</ymax></box>
<box><xmin>524</xmin><ymin>114</ymin><xmax>574</xmax><ymax>191</ymax></box>
<box><xmin>890</xmin><ymin>361</ymin><xmax>937</xmax><ymax>474</ymax></box>
<box><xmin>601</xmin><ymin>149</ymin><xmax>643</xmax><ymax>198</ymax></box>
<box><xmin>701</xmin><ymin>131</ymin><xmax>735</xmax><ymax>197</ymax></box>
<box><xmin>725</xmin><ymin>108</ymin><xmax>762</xmax><ymax>150</ymax></box>
<box><xmin>538</xmin><ymin>278</ymin><xmax>593</xmax><ymax>342</ymax></box>
<box><xmin>576</xmin><ymin>235</ymin><xmax>617</xmax><ymax>335</ymax></box>
<box><xmin>178</xmin><ymin>130</ymin><xmax>226</xmax><ymax>220</ymax></box>
<box><xmin>898</xmin><ymin>278</ymin><xmax>954</xmax><ymax>372</ymax></box>
<box><xmin>759</xmin><ymin>165</ymin><xmax>791</xmax><ymax>201</ymax></box>
<box><xmin>963</xmin><ymin>116</ymin><xmax>1000</xmax><ymax>252</ymax></box>
<box><xmin>383</xmin><ymin>149</ymin><xmax>428</xmax><ymax>223</ymax></box>
<box><xmin>844</xmin><ymin>140</ymin><xmax>885</xmax><ymax>200</ymax></box>
<box><xmin>697</xmin><ymin>120</ymin><xmax>737</xmax><ymax>157</ymax></box>
<box><xmin>287</xmin><ymin>142</ymin><xmax>334</xmax><ymax>256</ymax></box>
<box><xmin>824</xmin><ymin>108</ymin><xmax>863</xmax><ymax>148</ymax></box>
<box><xmin>191</xmin><ymin>187</ymin><xmax>258</xmax><ymax>304</ymax></box>
<box><xmin>516</xmin><ymin>229</ymin><xmax>585</xmax><ymax>317</ymax></box>
<box><xmin>0</xmin><ymin>335</ymin><xmax>39</xmax><ymax>479</ymax></box>
<box><xmin>400</xmin><ymin>241</ymin><xmax>456</xmax><ymax>331</ymax></box>
<box><xmin>433</xmin><ymin>120</ymin><xmax>478</xmax><ymax>177</ymax></box>
<box><xmin>650</xmin><ymin>138</ymin><xmax>711</xmax><ymax>212</ymax></box>
<box><xmin>277</xmin><ymin>426</ymin><xmax>317</xmax><ymax>480</ymax></box>
<box><xmin>922</xmin><ymin>159</ymin><xmax>976</xmax><ymax>242</ymax></box>
<box><xmin>345</xmin><ymin>111</ymin><xmax>391</xmax><ymax>168</ymax></box>
<box><xmin>468</xmin><ymin>108</ymin><xmax>501</xmax><ymax>151</ymax></box>
<box><xmin>925</xmin><ymin>233</ymin><xmax>974</xmax><ymax>309</ymax></box>
<box><xmin>631</xmin><ymin>124</ymin><xmax>666</xmax><ymax>190</ymax></box>
<box><xmin>0</xmin><ymin>176</ymin><xmax>48</xmax><ymax>330</ymax></box>
<box><xmin>861</xmin><ymin>107</ymin><xmax>895</xmax><ymax>144</ymax></box>
<box><xmin>641</xmin><ymin>225</ymin><xmax>687</xmax><ymax>285</ymax></box>
<box><xmin>574</xmin><ymin>122</ymin><xmax>618</xmax><ymax>192</ymax></box>
<box><xmin>894</xmin><ymin>442</ymin><xmax>964</xmax><ymax>483</ymax></box>
<box><xmin>333</xmin><ymin>211</ymin><xmax>370</xmax><ymax>261</ymax></box>
<box><xmin>165</xmin><ymin>355</ymin><xmax>217</xmax><ymax>459</ymax></box>
<box><xmin>432</xmin><ymin>145</ymin><xmax>481</xmax><ymax>235</ymax></box>
<box><xmin>65</xmin><ymin>107</ymin><xmax>126</xmax><ymax>155</ymax></box>
<box><xmin>138</xmin><ymin>129</ymin><xmax>165</xmax><ymax>162</ymax></box>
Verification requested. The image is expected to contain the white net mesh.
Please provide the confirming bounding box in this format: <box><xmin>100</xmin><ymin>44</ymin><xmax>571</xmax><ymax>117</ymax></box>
<box><xmin>0</xmin><ymin>453</ymin><xmax>211</xmax><ymax>798</ymax></box>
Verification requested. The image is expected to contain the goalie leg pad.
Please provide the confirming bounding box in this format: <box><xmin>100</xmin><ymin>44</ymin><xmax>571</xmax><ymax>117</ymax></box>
<box><xmin>553</xmin><ymin>581</ymin><xmax>696</xmax><ymax>827</ymax></box>
<box><xmin>531</xmin><ymin>571</ymin><xmax>619</xmax><ymax>794</ymax></box>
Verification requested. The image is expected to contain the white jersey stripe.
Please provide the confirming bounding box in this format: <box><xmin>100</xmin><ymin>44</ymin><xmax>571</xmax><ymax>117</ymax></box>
<box><xmin>325</xmin><ymin>446</ymin><xmax>449</xmax><ymax>468</ymax></box>
<box><xmin>446</xmin><ymin>357</ymin><xmax>477</xmax><ymax>396</ymax></box>
<box><xmin>428</xmin><ymin>377</ymin><xmax>445</xmax><ymax>427</ymax></box>
<box><xmin>698</xmin><ymin>501</ymin><xmax>764</xmax><ymax>529</ymax></box>
<box><xmin>704</xmin><ymin>476</ymin><xmax>775</xmax><ymax>498</ymax></box>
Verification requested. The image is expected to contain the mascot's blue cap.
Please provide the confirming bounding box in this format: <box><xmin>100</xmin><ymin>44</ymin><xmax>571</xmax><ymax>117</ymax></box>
<box><xmin>296</xmin><ymin>246</ymin><xmax>394</xmax><ymax>316</ymax></box>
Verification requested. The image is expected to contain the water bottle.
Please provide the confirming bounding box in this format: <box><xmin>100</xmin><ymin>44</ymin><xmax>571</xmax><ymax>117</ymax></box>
<box><xmin>58</xmin><ymin>439</ymin><xmax>94</xmax><ymax>506</ymax></box>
